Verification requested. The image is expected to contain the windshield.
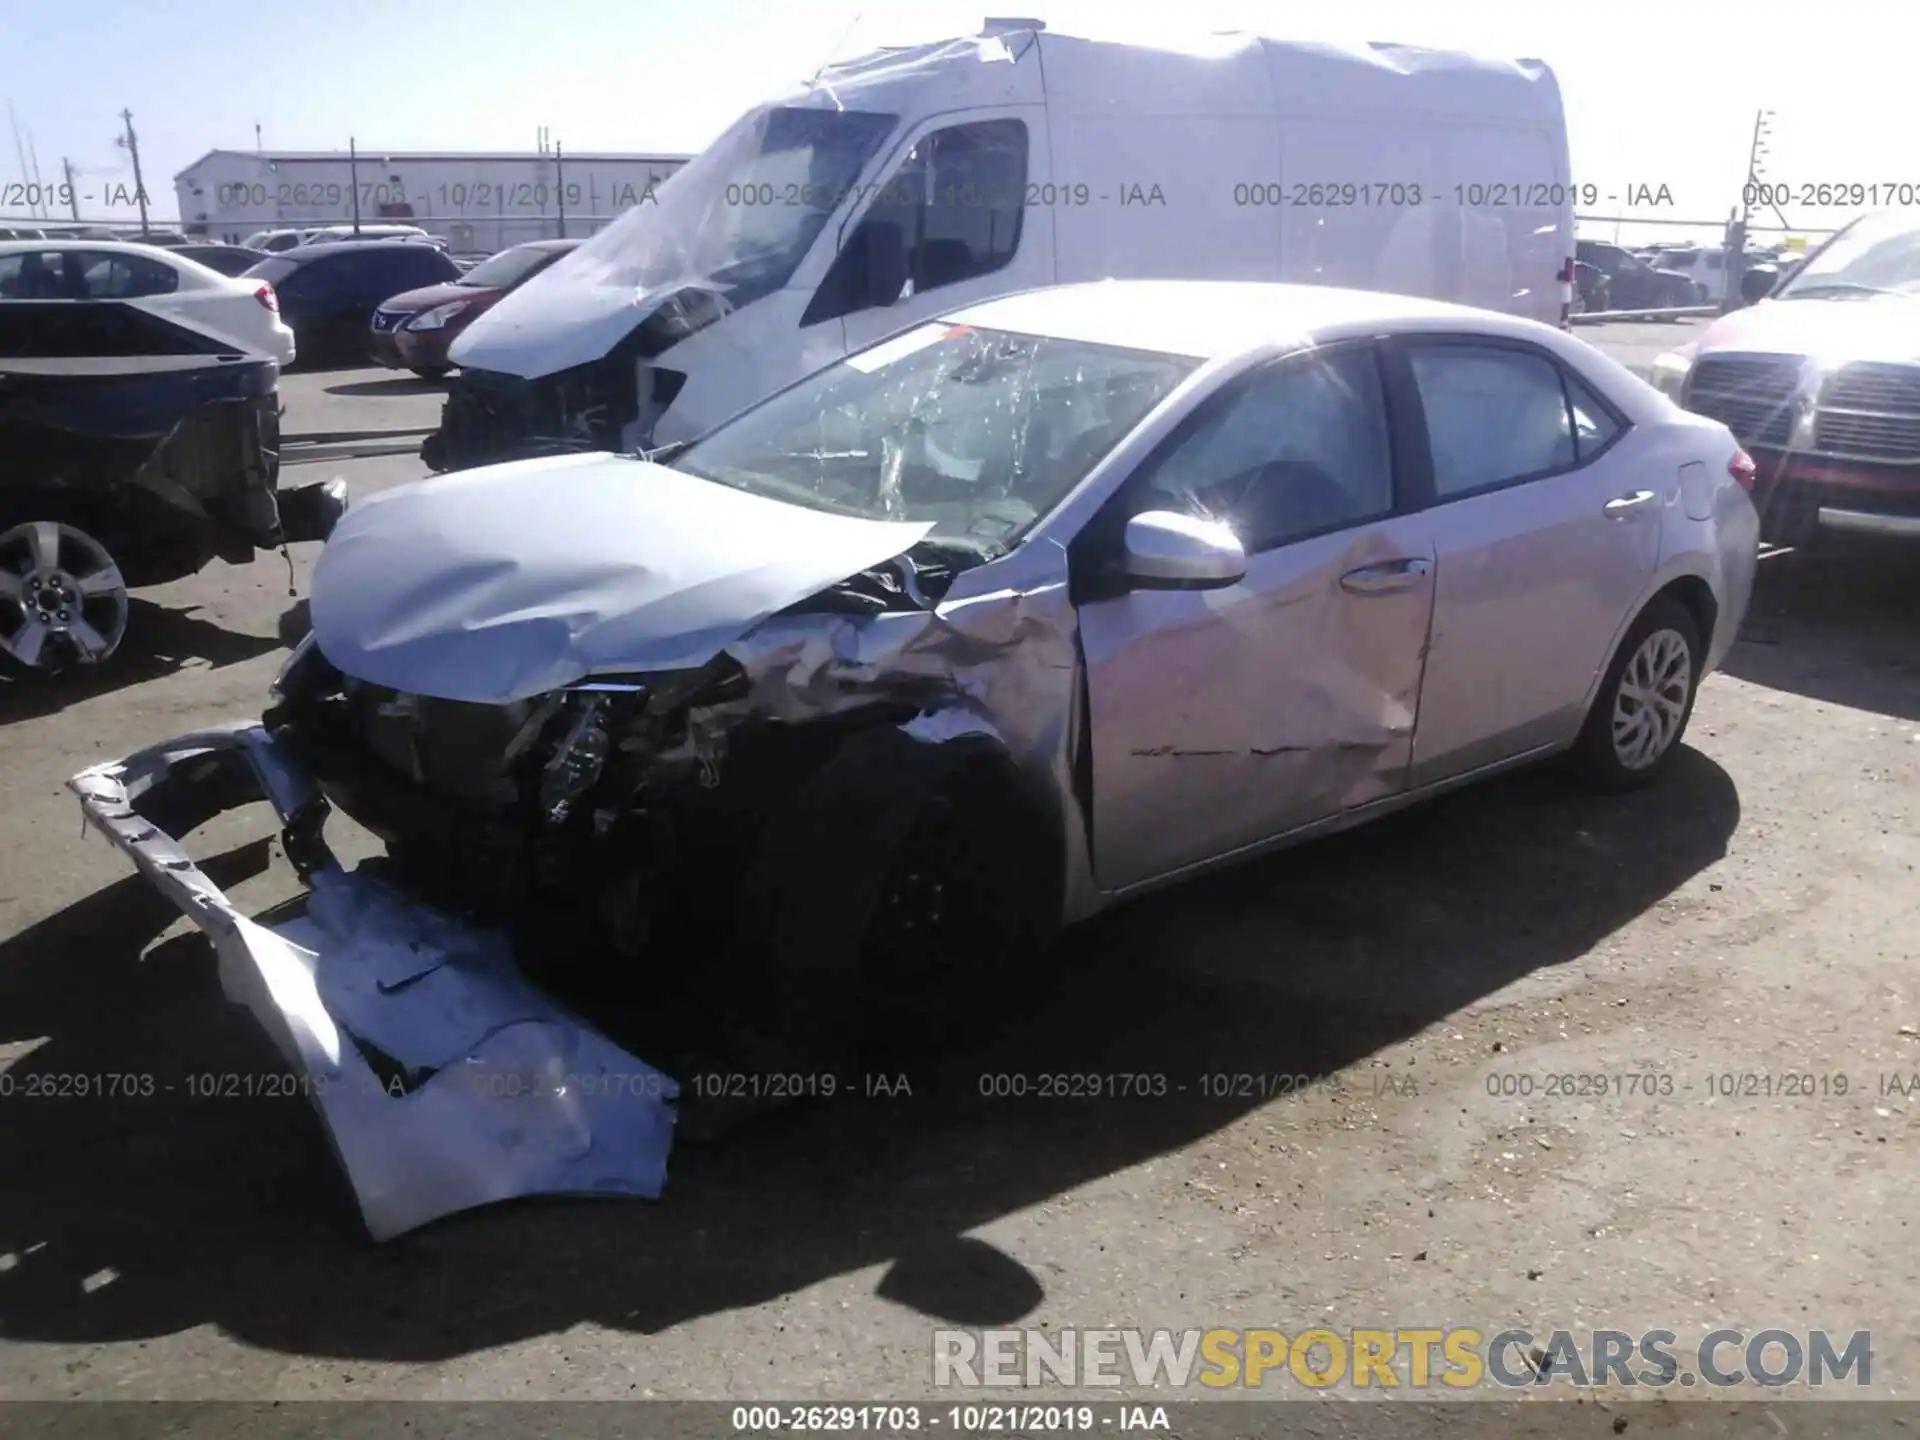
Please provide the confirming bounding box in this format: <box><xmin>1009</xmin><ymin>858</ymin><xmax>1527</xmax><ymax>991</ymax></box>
<box><xmin>670</xmin><ymin>323</ymin><xmax>1200</xmax><ymax>552</ymax></box>
<box><xmin>458</xmin><ymin>243</ymin><xmax>564</xmax><ymax>289</ymax></box>
<box><xmin>1778</xmin><ymin>212</ymin><xmax>1920</xmax><ymax>298</ymax></box>
<box><xmin>540</xmin><ymin>105</ymin><xmax>897</xmax><ymax>309</ymax></box>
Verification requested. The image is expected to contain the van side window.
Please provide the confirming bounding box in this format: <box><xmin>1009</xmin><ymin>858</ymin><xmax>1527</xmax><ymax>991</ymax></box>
<box><xmin>803</xmin><ymin>118</ymin><xmax>1028</xmax><ymax>326</ymax></box>
<box><xmin>907</xmin><ymin>118</ymin><xmax>1026</xmax><ymax>289</ymax></box>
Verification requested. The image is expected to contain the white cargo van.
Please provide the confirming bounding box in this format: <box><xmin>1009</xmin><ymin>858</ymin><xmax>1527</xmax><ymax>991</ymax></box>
<box><xmin>429</xmin><ymin>20</ymin><xmax>1574</xmax><ymax>470</ymax></box>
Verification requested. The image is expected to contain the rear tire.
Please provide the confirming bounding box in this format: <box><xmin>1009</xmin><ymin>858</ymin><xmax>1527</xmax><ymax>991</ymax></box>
<box><xmin>1569</xmin><ymin>596</ymin><xmax>1702</xmax><ymax>792</ymax></box>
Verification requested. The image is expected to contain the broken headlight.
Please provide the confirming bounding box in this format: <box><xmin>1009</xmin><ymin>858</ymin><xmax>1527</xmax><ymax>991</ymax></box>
<box><xmin>539</xmin><ymin>695</ymin><xmax>611</xmax><ymax>824</ymax></box>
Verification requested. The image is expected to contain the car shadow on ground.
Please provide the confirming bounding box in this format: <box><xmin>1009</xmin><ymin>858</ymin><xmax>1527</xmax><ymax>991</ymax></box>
<box><xmin>282</xmin><ymin>358</ymin><xmax>385</xmax><ymax>377</ymax></box>
<box><xmin>0</xmin><ymin>602</ymin><xmax>280</xmax><ymax>725</ymax></box>
<box><xmin>323</xmin><ymin>377</ymin><xmax>445</xmax><ymax>398</ymax></box>
<box><xmin>1722</xmin><ymin>544</ymin><xmax>1920</xmax><ymax>721</ymax></box>
<box><xmin>0</xmin><ymin>748</ymin><xmax>1739</xmax><ymax>1360</ymax></box>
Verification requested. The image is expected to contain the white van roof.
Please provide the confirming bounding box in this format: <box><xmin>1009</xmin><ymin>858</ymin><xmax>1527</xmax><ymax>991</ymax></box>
<box><xmin>804</xmin><ymin>24</ymin><xmax>1561</xmax><ymax>125</ymax></box>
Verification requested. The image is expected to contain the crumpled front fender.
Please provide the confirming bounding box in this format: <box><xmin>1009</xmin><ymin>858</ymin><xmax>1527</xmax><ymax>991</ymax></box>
<box><xmin>68</xmin><ymin>724</ymin><xmax>677</xmax><ymax>1241</ymax></box>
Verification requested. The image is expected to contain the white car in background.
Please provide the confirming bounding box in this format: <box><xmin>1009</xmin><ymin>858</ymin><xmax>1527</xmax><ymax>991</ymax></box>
<box><xmin>0</xmin><ymin>240</ymin><xmax>296</xmax><ymax>366</ymax></box>
<box><xmin>243</xmin><ymin>228</ymin><xmax>316</xmax><ymax>253</ymax></box>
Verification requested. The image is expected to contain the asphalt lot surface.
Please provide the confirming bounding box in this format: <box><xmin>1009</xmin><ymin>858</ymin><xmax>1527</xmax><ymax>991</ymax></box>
<box><xmin>3</xmin><ymin>328</ymin><xmax>1917</xmax><ymax>1409</ymax></box>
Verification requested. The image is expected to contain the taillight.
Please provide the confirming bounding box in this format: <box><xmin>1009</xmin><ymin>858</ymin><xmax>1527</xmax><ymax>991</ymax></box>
<box><xmin>1729</xmin><ymin>449</ymin><xmax>1756</xmax><ymax>493</ymax></box>
<box><xmin>254</xmin><ymin>284</ymin><xmax>278</xmax><ymax>313</ymax></box>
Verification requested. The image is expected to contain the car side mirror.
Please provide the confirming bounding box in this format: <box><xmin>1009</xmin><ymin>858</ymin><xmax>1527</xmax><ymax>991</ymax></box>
<box><xmin>860</xmin><ymin>219</ymin><xmax>909</xmax><ymax>308</ymax></box>
<box><xmin>1121</xmin><ymin>510</ymin><xmax>1246</xmax><ymax>589</ymax></box>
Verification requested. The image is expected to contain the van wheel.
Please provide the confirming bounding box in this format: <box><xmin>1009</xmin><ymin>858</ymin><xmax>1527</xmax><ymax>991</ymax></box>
<box><xmin>0</xmin><ymin>519</ymin><xmax>131</xmax><ymax>674</ymax></box>
<box><xmin>728</xmin><ymin>726</ymin><xmax>1059</xmax><ymax>1074</ymax></box>
<box><xmin>1569</xmin><ymin>596</ymin><xmax>1702</xmax><ymax>792</ymax></box>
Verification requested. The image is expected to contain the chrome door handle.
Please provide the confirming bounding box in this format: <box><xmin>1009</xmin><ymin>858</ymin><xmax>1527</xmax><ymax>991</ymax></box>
<box><xmin>1604</xmin><ymin>490</ymin><xmax>1658</xmax><ymax>518</ymax></box>
<box><xmin>1339</xmin><ymin>556</ymin><xmax>1433</xmax><ymax>594</ymax></box>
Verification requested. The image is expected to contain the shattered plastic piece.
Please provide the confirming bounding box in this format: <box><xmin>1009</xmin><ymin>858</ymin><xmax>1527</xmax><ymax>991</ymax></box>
<box><xmin>900</xmin><ymin>706</ymin><xmax>1004</xmax><ymax>746</ymax></box>
<box><xmin>70</xmin><ymin>727</ymin><xmax>677</xmax><ymax>1241</ymax></box>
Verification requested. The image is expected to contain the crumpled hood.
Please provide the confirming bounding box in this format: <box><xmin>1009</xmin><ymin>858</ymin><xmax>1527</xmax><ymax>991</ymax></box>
<box><xmin>448</xmin><ymin>270</ymin><xmax>680</xmax><ymax>380</ymax></box>
<box><xmin>1697</xmin><ymin>295</ymin><xmax>1920</xmax><ymax>363</ymax></box>
<box><xmin>309</xmin><ymin>453</ymin><xmax>931</xmax><ymax>703</ymax></box>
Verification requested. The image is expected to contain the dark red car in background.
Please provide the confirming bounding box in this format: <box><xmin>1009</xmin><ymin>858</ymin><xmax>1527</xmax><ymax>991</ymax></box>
<box><xmin>368</xmin><ymin>238</ymin><xmax>579</xmax><ymax>378</ymax></box>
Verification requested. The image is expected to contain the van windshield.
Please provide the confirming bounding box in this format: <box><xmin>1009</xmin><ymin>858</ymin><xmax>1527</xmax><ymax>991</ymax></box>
<box><xmin>671</xmin><ymin>323</ymin><xmax>1200</xmax><ymax>551</ymax></box>
<box><xmin>544</xmin><ymin>105</ymin><xmax>897</xmax><ymax>310</ymax></box>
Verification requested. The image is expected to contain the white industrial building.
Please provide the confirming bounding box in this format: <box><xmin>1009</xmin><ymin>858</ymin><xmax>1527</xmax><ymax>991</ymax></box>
<box><xmin>174</xmin><ymin>148</ymin><xmax>692</xmax><ymax>252</ymax></box>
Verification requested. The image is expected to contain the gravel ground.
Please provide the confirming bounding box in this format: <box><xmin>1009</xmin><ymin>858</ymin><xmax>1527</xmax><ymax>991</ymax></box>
<box><xmin>0</xmin><ymin>346</ymin><xmax>1914</xmax><ymax>1415</ymax></box>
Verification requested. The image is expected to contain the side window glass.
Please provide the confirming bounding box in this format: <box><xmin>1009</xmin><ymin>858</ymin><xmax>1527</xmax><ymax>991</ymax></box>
<box><xmin>907</xmin><ymin>118</ymin><xmax>1026</xmax><ymax>291</ymax></box>
<box><xmin>1564</xmin><ymin>371</ymin><xmax>1622</xmax><ymax>462</ymax></box>
<box><xmin>803</xmin><ymin>118</ymin><xmax>1027</xmax><ymax>326</ymax></box>
<box><xmin>0</xmin><ymin>250</ymin><xmax>72</xmax><ymax>299</ymax></box>
<box><xmin>395</xmin><ymin>254</ymin><xmax>434</xmax><ymax>289</ymax></box>
<box><xmin>277</xmin><ymin>260</ymin><xmax>331</xmax><ymax>304</ymax></box>
<box><xmin>1135</xmin><ymin>347</ymin><xmax>1394</xmax><ymax>551</ymax></box>
<box><xmin>1409</xmin><ymin>346</ymin><xmax>1575</xmax><ymax>498</ymax></box>
<box><xmin>79</xmin><ymin>253</ymin><xmax>179</xmax><ymax>299</ymax></box>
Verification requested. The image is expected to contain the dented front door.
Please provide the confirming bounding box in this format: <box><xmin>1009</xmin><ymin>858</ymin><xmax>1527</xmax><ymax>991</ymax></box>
<box><xmin>1080</xmin><ymin>519</ymin><xmax>1436</xmax><ymax>892</ymax></box>
<box><xmin>1075</xmin><ymin>344</ymin><xmax>1435</xmax><ymax>893</ymax></box>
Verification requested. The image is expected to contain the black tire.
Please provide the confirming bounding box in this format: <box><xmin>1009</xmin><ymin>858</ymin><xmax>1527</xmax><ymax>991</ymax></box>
<box><xmin>1569</xmin><ymin>595</ymin><xmax>1703</xmax><ymax>792</ymax></box>
<box><xmin>726</xmin><ymin>725</ymin><xmax>1060</xmax><ymax>1073</ymax></box>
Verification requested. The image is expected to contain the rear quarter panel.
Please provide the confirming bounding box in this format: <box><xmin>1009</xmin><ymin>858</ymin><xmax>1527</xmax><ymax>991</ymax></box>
<box><xmin>1630</xmin><ymin>408</ymin><xmax>1757</xmax><ymax>683</ymax></box>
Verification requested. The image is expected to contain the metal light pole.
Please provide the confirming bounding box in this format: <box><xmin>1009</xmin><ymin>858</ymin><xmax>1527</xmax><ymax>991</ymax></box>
<box><xmin>117</xmin><ymin>109</ymin><xmax>152</xmax><ymax>235</ymax></box>
<box><xmin>349</xmin><ymin>137</ymin><xmax>362</xmax><ymax>234</ymax></box>
<box><xmin>555</xmin><ymin>141</ymin><xmax>566</xmax><ymax>238</ymax></box>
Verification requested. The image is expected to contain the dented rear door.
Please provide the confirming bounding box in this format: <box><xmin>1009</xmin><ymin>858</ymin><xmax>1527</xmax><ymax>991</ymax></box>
<box><xmin>1076</xmin><ymin>342</ymin><xmax>1436</xmax><ymax>893</ymax></box>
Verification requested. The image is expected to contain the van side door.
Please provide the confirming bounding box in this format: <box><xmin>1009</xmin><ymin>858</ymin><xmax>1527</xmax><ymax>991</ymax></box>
<box><xmin>803</xmin><ymin>108</ymin><xmax>1053</xmax><ymax>359</ymax></box>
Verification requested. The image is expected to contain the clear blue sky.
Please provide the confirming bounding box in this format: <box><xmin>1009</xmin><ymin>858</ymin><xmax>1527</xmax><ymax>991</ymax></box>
<box><xmin>2</xmin><ymin>0</ymin><xmax>1899</xmax><ymax>246</ymax></box>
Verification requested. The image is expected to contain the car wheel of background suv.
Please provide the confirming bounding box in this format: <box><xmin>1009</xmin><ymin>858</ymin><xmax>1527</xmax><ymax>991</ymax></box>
<box><xmin>1569</xmin><ymin>595</ymin><xmax>1703</xmax><ymax>792</ymax></box>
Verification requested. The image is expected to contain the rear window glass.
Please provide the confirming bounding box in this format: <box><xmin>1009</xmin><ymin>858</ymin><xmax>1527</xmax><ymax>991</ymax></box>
<box><xmin>246</xmin><ymin>256</ymin><xmax>301</xmax><ymax>284</ymax></box>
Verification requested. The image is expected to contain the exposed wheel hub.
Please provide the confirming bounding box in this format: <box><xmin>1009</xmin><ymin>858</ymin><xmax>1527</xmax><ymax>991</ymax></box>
<box><xmin>24</xmin><ymin>569</ymin><xmax>80</xmax><ymax>624</ymax></box>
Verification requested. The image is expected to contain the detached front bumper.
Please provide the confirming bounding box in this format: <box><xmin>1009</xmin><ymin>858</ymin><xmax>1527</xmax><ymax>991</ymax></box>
<box><xmin>69</xmin><ymin>724</ymin><xmax>678</xmax><ymax>1241</ymax></box>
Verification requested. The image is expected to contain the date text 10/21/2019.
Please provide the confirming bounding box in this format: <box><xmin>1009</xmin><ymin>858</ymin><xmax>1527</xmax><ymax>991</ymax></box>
<box><xmin>2</xmin><ymin>182</ymin><xmax>151</xmax><ymax>210</ymax></box>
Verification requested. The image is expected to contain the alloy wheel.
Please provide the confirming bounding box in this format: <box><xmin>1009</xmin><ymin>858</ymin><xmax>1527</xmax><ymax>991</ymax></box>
<box><xmin>1611</xmin><ymin>627</ymin><xmax>1692</xmax><ymax>770</ymax></box>
<box><xmin>0</xmin><ymin>520</ymin><xmax>130</xmax><ymax>669</ymax></box>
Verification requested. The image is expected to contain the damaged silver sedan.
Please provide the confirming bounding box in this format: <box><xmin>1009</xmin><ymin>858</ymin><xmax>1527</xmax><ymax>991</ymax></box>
<box><xmin>70</xmin><ymin>279</ymin><xmax>1759</xmax><ymax>1238</ymax></box>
